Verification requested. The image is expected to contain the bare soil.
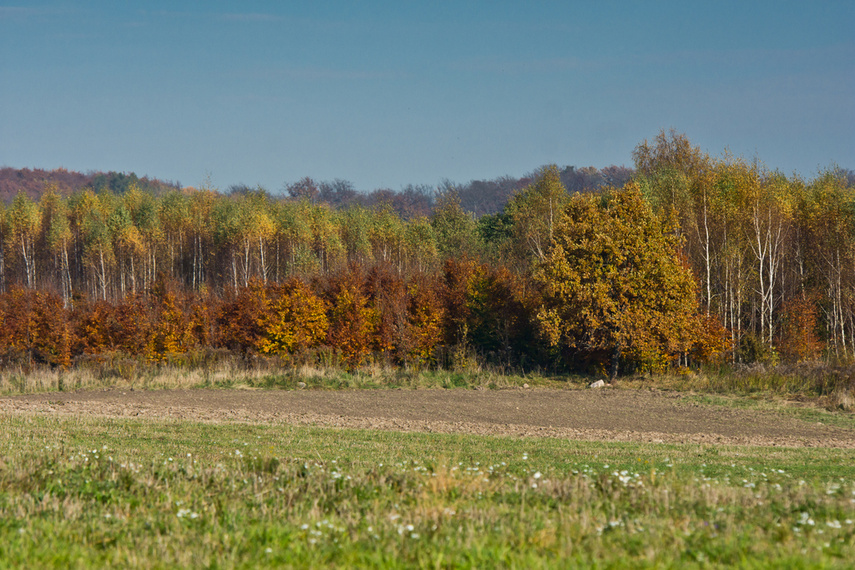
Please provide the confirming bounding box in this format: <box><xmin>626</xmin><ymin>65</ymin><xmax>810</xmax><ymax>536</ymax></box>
<box><xmin>2</xmin><ymin>387</ymin><xmax>854</xmax><ymax>448</ymax></box>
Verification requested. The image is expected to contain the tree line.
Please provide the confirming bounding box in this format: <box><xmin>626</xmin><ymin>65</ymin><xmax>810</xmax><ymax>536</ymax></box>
<box><xmin>0</xmin><ymin>132</ymin><xmax>852</xmax><ymax>375</ymax></box>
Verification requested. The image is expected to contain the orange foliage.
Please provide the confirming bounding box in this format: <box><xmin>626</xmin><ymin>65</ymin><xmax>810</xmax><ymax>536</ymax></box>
<box><xmin>216</xmin><ymin>281</ymin><xmax>269</xmax><ymax>355</ymax></box>
<box><xmin>777</xmin><ymin>294</ymin><xmax>824</xmax><ymax>363</ymax></box>
<box><xmin>405</xmin><ymin>272</ymin><xmax>446</xmax><ymax>366</ymax></box>
<box><xmin>324</xmin><ymin>265</ymin><xmax>377</xmax><ymax>367</ymax></box>
<box><xmin>441</xmin><ymin>257</ymin><xmax>482</xmax><ymax>346</ymax></box>
<box><xmin>0</xmin><ymin>287</ymin><xmax>70</xmax><ymax>367</ymax></box>
<box><xmin>365</xmin><ymin>265</ymin><xmax>408</xmax><ymax>361</ymax></box>
<box><xmin>689</xmin><ymin>313</ymin><xmax>732</xmax><ymax>365</ymax></box>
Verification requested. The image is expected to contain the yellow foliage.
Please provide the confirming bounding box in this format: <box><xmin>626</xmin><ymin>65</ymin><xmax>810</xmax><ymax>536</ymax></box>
<box><xmin>258</xmin><ymin>280</ymin><xmax>328</xmax><ymax>356</ymax></box>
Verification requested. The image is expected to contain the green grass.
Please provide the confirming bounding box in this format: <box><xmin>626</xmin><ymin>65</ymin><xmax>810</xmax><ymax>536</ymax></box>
<box><xmin>1</xmin><ymin>412</ymin><xmax>854</xmax><ymax>568</ymax></box>
<box><xmin>674</xmin><ymin>392</ymin><xmax>855</xmax><ymax>431</ymax></box>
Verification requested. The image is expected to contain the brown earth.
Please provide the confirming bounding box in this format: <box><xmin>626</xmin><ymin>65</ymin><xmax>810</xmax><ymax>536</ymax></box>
<box><xmin>2</xmin><ymin>387</ymin><xmax>854</xmax><ymax>448</ymax></box>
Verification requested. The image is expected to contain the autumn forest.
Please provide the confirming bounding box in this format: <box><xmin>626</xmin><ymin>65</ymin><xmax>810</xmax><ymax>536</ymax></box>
<box><xmin>1</xmin><ymin>131</ymin><xmax>853</xmax><ymax>378</ymax></box>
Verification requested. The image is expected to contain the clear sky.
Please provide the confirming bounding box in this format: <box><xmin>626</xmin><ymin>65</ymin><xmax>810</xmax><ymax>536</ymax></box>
<box><xmin>1</xmin><ymin>1</ymin><xmax>853</xmax><ymax>192</ymax></box>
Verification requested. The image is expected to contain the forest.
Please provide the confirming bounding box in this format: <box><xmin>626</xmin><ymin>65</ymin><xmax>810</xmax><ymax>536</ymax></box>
<box><xmin>0</xmin><ymin>131</ymin><xmax>852</xmax><ymax>378</ymax></box>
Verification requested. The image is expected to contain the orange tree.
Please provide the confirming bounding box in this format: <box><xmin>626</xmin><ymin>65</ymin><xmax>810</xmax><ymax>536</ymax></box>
<box><xmin>404</xmin><ymin>272</ymin><xmax>445</xmax><ymax>367</ymax></box>
<box><xmin>0</xmin><ymin>287</ymin><xmax>70</xmax><ymax>367</ymax></box>
<box><xmin>535</xmin><ymin>183</ymin><xmax>701</xmax><ymax>377</ymax></box>
<box><xmin>324</xmin><ymin>265</ymin><xmax>377</xmax><ymax>367</ymax></box>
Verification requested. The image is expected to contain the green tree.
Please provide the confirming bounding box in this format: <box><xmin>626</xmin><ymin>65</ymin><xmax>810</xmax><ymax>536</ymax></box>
<box><xmin>535</xmin><ymin>183</ymin><xmax>700</xmax><ymax>377</ymax></box>
<box><xmin>72</xmin><ymin>190</ymin><xmax>115</xmax><ymax>300</ymax></box>
<box><xmin>403</xmin><ymin>217</ymin><xmax>438</xmax><ymax>273</ymax></box>
<box><xmin>212</xmin><ymin>196</ymin><xmax>242</xmax><ymax>293</ymax></box>
<box><xmin>159</xmin><ymin>190</ymin><xmax>191</xmax><ymax>280</ymax></box>
<box><xmin>431</xmin><ymin>190</ymin><xmax>478</xmax><ymax>260</ymax></box>
<box><xmin>108</xmin><ymin>204</ymin><xmax>144</xmax><ymax>296</ymax></box>
<box><xmin>505</xmin><ymin>164</ymin><xmax>569</xmax><ymax>264</ymax></box>
<box><xmin>123</xmin><ymin>185</ymin><xmax>162</xmax><ymax>291</ymax></box>
<box><xmin>339</xmin><ymin>205</ymin><xmax>374</xmax><ymax>265</ymax></box>
<box><xmin>272</xmin><ymin>199</ymin><xmax>316</xmax><ymax>277</ymax></box>
<box><xmin>39</xmin><ymin>188</ymin><xmax>73</xmax><ymax>306</ymax></box>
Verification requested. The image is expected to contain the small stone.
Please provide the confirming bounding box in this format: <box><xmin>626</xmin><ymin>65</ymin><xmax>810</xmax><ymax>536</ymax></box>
<box><xmin>296</xmin><ymin>382</ymin><xmax>307</xmax><ymax>389</ymax></box>
<box><xmin>589</xmin><ymin>380</ymin><xmax>606</xmax><ymax>389</ymax></box>
<box><xmin>522</xmin><ymin>383</ymin><xmax>530</xmax><ymax>389</ymax></box>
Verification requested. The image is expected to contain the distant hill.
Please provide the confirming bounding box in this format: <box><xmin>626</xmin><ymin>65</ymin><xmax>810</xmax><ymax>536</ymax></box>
<box><xmin>1</xmin><ymin>164</ymin><xmax>635</xmax><ymax>216</ymax></box>
<box><xmin>0</xmin><ymin>167</ymin><xmax>181</xmax><ymax>204</ymax></box>
<box><xmin>279</xmin><ymin>164</ymin><xmax>635</xmax><ymax>219</ymax></box>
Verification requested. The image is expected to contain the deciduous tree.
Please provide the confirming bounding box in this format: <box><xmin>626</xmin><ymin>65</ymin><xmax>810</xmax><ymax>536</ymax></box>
<box><xmin>536</xmin><ymin>183</ymin><xmax>700</xmax><ymax>377</ymax></box>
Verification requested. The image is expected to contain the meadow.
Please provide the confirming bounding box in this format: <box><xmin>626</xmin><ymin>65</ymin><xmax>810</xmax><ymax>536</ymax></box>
<box><xmin>1</xmin><ymin>408</ymin><xmax>854</xmax><ymax>568</ymax></box>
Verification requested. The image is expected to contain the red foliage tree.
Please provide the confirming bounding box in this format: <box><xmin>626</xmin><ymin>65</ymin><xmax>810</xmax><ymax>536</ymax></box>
<box><xmin>0</xmin><ymin>287</ymin><xmax>70</xmax><ymax>367</ymax></box>
<box><xmin>324</xmin><ymin>265</ymin><xmax>376</xmax><ymax>367</ymax></box>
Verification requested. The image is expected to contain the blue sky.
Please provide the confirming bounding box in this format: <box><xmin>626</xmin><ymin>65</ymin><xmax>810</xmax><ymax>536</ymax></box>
<box><xmin>1</xmin><ymin>1</ymin><xmax>853</xmax><ymax>192</ymax></box>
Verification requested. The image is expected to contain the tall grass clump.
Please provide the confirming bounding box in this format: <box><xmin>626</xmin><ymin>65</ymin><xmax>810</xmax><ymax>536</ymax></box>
<box><xmin>0</xmin><ymin>352</ymin><xmax>570</xmax><ymax>396</ymax></box>
<box><xmin>633</xmin><ymin>361</ymin><xmax>855</xmax><ymax>406</ymax></box>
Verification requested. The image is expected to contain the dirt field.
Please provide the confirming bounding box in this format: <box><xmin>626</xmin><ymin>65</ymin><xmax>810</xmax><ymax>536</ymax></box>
<box><xmin>2</xmin><ymin>387</ymin><xmax>854</xmax><ymax>448</ymax></box>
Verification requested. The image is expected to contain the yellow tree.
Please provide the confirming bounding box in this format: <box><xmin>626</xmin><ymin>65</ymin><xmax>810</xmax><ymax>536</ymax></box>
<box><xmin>310</xmin><ymin>203</ymin><xmax>345</xmax><ymax>273</ymax></box>
<box><xmin>237</xmin><ymin>190</ymin><xmax>275</xmax><ymax>284</ymax></box>
<box><xmin>40</xmin><ymin>188</ymin><xmax>73</xmax><ymax>306</ymax></box>
<box><xmin>800</xmin><ymin>169</ymin><xmax>855</xmax><ymax>358</ymax></box>
<box><xmin>369</xmin><ymin>205</ymin><xmax>405</xmax><ymax>267</ymax></box>
<box><xmin>6</xmin><ymin>192</ymin><xmax>41</xmax><ymax>288</ymax></box>
<box><xmin>159</xmin><ymin>190</ymin><xmax>191</xmax><ymax>280</ymax></box>
<box><xmin>339</xmin><ymin>205</ymin><xmax>374</xmax><ymax>265</ymax></box>
<box><xmin>0</xmin><ymin>200</ymin><xmax>5</xmax><ymax>292</ymax></box>
<box><xmin>272</xmin><ymin>199</ymin><xmax>316</xmax><ymax>277</ymax></box>
<box><xmin>734</xmin><ymin>163</ymin><xmax>793</xmax><ymax>347</ymax></box>
<box><xmin>188</xmin><ymin>187</ymin><xmax>216</xmax><ymax>289</ymax></box>
<box><xmin>258</xmin><ymin>279</ymin><xmax>328</xmax><ymax>356</ymax></box>
<box><xmin>536</xmin><ymin>183</ymin><xmax>700</xmax><ymax>377</ymax></box>
<box><xmin>633</xmin><ymin>130</ymin><xmax>715</xmax><ymax>313</ymax></box>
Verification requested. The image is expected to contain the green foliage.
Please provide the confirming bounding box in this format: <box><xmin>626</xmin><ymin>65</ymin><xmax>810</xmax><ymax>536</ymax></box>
<box><xmin>0</xmin><ymin>414</ymin><xmax>854</xmax><ymax>567</ymax></box>
<box><xmin>505</xmin><ymin>164</ymin><xmax>570</xmax><ymax>264</ymax></box>
<box><xmin>430</xmin><ymin>190</ymin><xmax>479</xmax><ymax>259</ymax></box>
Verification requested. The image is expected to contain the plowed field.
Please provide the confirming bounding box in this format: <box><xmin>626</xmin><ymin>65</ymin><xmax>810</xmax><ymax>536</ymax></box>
<box><xmin>4</xmin><ymin>387</ymin><xmax>854</xmax><ymax>448</ymax></box>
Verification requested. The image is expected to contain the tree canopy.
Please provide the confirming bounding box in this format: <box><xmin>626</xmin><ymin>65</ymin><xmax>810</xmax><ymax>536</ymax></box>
<box><xmin>0</xmin><ymin>134</ymin><xmax>853</xmax><ymax>374</ymax></box>
<box><xmin>536</xmin><ymin>183</ymin><xmax>700</xmax><ymax>377</ymax></box>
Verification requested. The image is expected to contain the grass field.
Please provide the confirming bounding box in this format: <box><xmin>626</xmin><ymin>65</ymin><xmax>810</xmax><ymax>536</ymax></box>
<box><xmin>1</xmin><ymin>411</ymin><xmax>854</xmax><ymax>568</ymax></box>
